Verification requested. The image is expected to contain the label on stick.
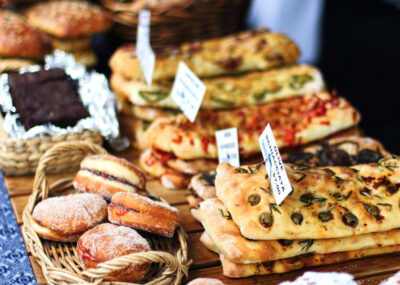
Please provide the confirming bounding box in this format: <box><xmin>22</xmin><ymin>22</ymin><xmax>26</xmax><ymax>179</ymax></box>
<box><xmin>215</xmin><ymin>127</ymin><xmax>240</xmax><ymax>167</ymax></box>
<box><xmin>136</xmin><ymin>10</ymin><xmax>155</xmax><ymax>85</ymax></box>
<box><xmin>258</xmin><ymin>124</ymin><xmax>292</xmax><ymax>205</ymax></box>
<box><xmin>170</xmin><ymin>61</ymin><xmax>206</xmax><ymax>122</ymax></box>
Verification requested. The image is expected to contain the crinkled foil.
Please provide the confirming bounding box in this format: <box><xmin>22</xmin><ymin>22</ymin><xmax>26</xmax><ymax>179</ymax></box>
<box><xmin>0</xmin><ymin>50</ymin><xmax>125</xmax><ymax>148</ymax></box>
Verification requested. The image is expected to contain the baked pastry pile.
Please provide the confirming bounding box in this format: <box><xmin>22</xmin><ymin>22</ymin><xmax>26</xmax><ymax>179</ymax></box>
<box><xmin>24</xmin><ymin>0</ymin><xmax>111</xmax><ymax>67</ymax></box>
<box><xmin>109</xmin><ymin>29</ymin><xmax>363</xmax><ymax>189</ymax></box>
<box><xmin>31</xmin><ymin>154</ymin><xmax>180</xmax><ymax>282</ymax></box>
<box><xmin>190</xmin><ymin>151</ymin><xmax>400</xmax><ymax>277</ymax></box>
<box><xmin>0</xmin><ymin>1</ymin><xmax>110</xmax><ymax>69</ymax></box>
<box><xmin>0</xmin><ymin>10</ymin><xmax>51</xmax><ymax>69</ymax></box>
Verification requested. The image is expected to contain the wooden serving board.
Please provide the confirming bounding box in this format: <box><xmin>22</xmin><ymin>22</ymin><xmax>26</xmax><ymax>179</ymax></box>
<box><xmin>4</xmin><ymin>116</ymin><xmax>400</xmax><ymax>284</ymax></box>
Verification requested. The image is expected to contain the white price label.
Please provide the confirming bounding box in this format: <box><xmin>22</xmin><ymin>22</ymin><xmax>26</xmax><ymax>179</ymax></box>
<box><xmin>258</xmin><ymin>124</ymin><xmax>292</xmax><ymax>205</ymax></box>
<box><xmin>215</xmin><ymin>128</ymin><xmax>240</xmax><ymax>167</ymax></box>
<box><xmin>137</xmin><ymin>10</ymin><xmax>155</xmax><ymax>85</ymax></box>
<box><xmin>170</xmin><ymin>61</ymin><xmax>206</xmax><ymax>122</ymax></box>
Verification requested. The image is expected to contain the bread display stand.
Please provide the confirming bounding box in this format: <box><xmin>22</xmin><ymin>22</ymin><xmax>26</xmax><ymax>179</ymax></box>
<box><xmin>22</xmin><ymin>141</ymin><xmax>191</xmax><ymax>284</ymax></box>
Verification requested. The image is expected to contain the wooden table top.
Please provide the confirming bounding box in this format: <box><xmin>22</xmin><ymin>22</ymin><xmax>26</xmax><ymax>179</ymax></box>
<box><xmin>4</xmin><ymin>117</ymin><xmax>400</xmax><ymax>284</ymax></box>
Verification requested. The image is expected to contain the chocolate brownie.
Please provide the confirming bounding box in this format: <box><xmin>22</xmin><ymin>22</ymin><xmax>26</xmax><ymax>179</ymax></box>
<box><xmin>8</xmin><ymin>68</ymin><xmax>89</xmax><ymax>130</ymax></box>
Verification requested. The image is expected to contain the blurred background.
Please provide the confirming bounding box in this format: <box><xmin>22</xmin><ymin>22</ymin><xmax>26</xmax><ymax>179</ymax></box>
<box><xmin>247</xmin><ymin>0</ymin><xmax>400</xmax><ymax>154</ymax></box>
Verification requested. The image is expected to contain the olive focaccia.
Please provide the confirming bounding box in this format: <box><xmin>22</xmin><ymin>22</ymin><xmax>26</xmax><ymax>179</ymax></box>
<box><xmin>186</xmin><ymin>135</ymin><xmax>391</xmax><ymax>210</ymax></box>
<box><xmin>283</xmin><ymin>135</ymin><xmax>392</xmax><ymax>166</ymax></box>
<box><xmin>110</xmin><ymin>64</ymin><xmax>325</xmax><ymax>110</ymax></box>
<box><xmin>199</xmin><ymin>230</ymin><xmax>400</xmax><ymax>278</ymax></box>
<box><xmin>199</xmin><ymin>198</ymin><xmax>400</xmax><ymax>264</ymax></box>
<box><xmin>109</xmin><ymin>29</ymin><xmax>300</xmax><ymax>81</ymax></box>
<box><xmin>216</xmin><ymin>159</ymin><xmax>400</xmax><ymax>240</ymax></box>
<box><xmin>144</xmin><ymin>92</ymin><xmax>361</xmax><ymax>160</ymax></box>
<box><xmin>218</xmin><ymin>246</ymin><xmax>400</xmax><ymax>278</ymax></box>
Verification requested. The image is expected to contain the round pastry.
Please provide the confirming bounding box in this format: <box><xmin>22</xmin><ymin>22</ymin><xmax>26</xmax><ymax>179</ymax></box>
<box><xmin>73</xmin><ymin>154</ymin><xmax>147</xmax><ymax>200</ymax></box>
<box><xmin>108</xmin><ymin>192</ymin><xmax>180</xmax><ymax>238</ymax></box>
<box><xmin>77</xmin><ymin>223</ymin><xmax>151</xmax><ymax>282</ymax></box>
<box><xmin>32</xmin><ymin>193</ymin><xmax>107</xmax><ymax>242</ymax></box>
<box><xmin>0</xmin><ymin>10</ymin><xmax>52</xmax><ymax>59</ymax></box>
<box><xmin>187</xmin><ymin>278</ymin><xmax>226</xmax><ymax>285</ymax></box>
<box><xmin>25</xmin><ymin>1</ymin><xmax>112</xmax><ymax>39</ymax></box>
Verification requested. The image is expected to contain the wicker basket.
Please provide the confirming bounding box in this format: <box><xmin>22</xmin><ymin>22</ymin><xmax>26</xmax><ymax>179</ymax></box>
<box><xmin>0</xmin><ymin>113</ymin><xmax>103</xmax><ymax>176</ymax></box>
<box><xmin>22</xmin><ymin>141</ymin><xmax>191</xmax><ymax>284</ymax></box>
<box><xmin>101</xmin><ymin>0</ymin><xmax>251</xmax><ymax>47</ymax></box>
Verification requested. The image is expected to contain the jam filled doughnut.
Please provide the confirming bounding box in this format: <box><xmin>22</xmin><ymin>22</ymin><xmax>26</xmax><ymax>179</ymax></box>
<box><xmin>73</xmin><ymin>154</ymin><xmax>147</xmax><ymax>199</ymax></box>
<box><xmin>77</xmin><ymin>223</ymin><xmax>151</xmax><ymax>282</ymax></box>
<box><xmin>108</xmin><ymin>192</ymin><xmax>180</xmax><ymax>238</ymax></box>
<box><xmin>32</xmin><ymin>193</ymin><xmax>107</xmax><ymax>242</ymax></box>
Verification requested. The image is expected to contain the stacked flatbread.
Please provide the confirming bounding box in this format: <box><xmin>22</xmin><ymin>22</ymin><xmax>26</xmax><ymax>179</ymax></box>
<box><xmin>24</xmin><ymin>0</ymin><xmax>111</xmax><ymax>67</ymax></box>
<box><xmin>110</xmin><ymin>29</ymin><xmax>364</xmax><ymax>189</ymax></box>
<box><xmin>194</xmin><ymin>156</ymin><xmax>400</xmax><ymax>278</ymax></box>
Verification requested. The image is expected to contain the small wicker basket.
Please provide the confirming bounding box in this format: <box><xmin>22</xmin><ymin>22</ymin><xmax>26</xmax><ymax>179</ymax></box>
<box><xmin>22</xmin><ymin>141</ymin><xmax>191</xmax><ymax>284</ymax></box>
<box><xmin>0</xmin><ymin>113</ymin><xmax>103</xmax><ymax>176</ymax></box>
<box><xmin>101</xmin><ymin>0</ymin><xmax>251</xmax><ymax>47</ymax></box>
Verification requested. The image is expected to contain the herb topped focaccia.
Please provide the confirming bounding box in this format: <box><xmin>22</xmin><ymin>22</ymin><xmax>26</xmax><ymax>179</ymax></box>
<box><xmin>109</xmin><ymin>29</ymin><xmax>300</xmax><ymax>81</ymax></box>
<box><xmin>216</xmin><ymin>159</ymin><xmax>400</xmax><ymax>240</ymax></box>
<box><xmin>110</xmin><ymin>64</ymin><xmax>325</xmax><ymax>110</ymax></box>
<box><xmin>199</xmin><ymin>198</ymin><xmax>400</xmax><ymax>264</ymax></box>
<box><xmin>144</xmin><ymin>92</ymin><xmax>360</xmax><ymax>160</ymax></box>
<box><xmin>218</xmin><ymin>245</ymin><xmax>400</xmax><ymax>278</ymax></box>
<box><xmin>186</xmin><ymin>135</ymin><xmax>391</xmax><ymax>210</ymax></box>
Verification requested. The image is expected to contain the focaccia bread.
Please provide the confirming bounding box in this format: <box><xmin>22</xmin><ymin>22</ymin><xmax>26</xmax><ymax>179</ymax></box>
<box><xmin>219</xmin><ymin>245</ymin><xmax>400</xmax><ymax>278</ymax></box>
<box><xmin>0</xmin><ymin>10</ymin><xmax>52</xmax><ymax>60</ymax></box>
<box><xmin>199</xmin><ymin>198</ymin><xmax>400</xmax><ymax>263</ymax></box>
<box><xmin>200</xmin><ymin>229</ymin><xmax>400</xmax><ymax>278</ymax></box>
<box><xmin>109</xmin><ymin>29</ymin><xmax>300</xmax><ymax>81</ymax></box>
<box><xmin>284</xmin><ymin>136</ymin><xmax>392</xmax><ymax>166</ymax></box>
<box><xmin>139</xmin><ymin>149</ymin><xmax>189</xmax><ymax>189</ymax></box>
<box><xmin>216</xmin><ymin>159</ymin><xmax>400</xmax><ymax>240</ymax></box>
<box><xmin>25</xmin><ymin>1</ymin><xmax>111</xmax><ymax>38</ymax></box>
<box><xmin>144</xmin><ymin>92</ymin><xmax>360</xmax><ymax>160</ymax></box>
<box><xmin>110</xmin><ymin>64</ymin><xmax>325</xmax><ymax>110</ymax></box>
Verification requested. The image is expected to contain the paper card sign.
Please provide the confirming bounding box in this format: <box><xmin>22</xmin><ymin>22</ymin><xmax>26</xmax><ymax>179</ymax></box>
<box><xmin>215</xmin><ymin>127</ymin><xmax>240</xmax><ymax>167</ymax></box>
<box><xmin>136</xmin><ymin>10</ymin><xmax>155</xmax><ymax>85</ymax></box>
<box><xmin>170</xmin><ymin>61</ymin><xmax>206</xmax><ymax>122</ymax></box>
<box><xmin>258</xmin><ymin>123</ymin><xmax>292</xmax><ymax>205</ymax></box>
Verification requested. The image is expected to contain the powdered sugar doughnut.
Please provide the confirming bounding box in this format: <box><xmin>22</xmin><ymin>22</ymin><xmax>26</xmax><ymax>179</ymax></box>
<box><xmin>77</xmin><ymin>223</ymin><xmax>151</xmax><ymax>282</ymax></box>
<box><xmin>32</xmin><ymin>193</ymin><xmax>107</xmax><ymax>242</ymax></box>
<box><xmin>73</xmin><ymin>154</ymin><xmax>148</xmax><ymax>199</ymax></box>
<box><xmin>187</xmin><ymin>278</ymin><xmax>226</xmax><ymax>285</ymax></box>
<box><xmin>108</xmin><ymin>192</ymin><xmax>180</xmax><ymax>238</ymax></box>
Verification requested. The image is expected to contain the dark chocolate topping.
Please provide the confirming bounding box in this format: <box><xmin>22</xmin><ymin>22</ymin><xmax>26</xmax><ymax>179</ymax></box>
<box><xmin>8</xmin><ymin>68</ymin><xmax>89</xmax><ymax>130</ymax></box>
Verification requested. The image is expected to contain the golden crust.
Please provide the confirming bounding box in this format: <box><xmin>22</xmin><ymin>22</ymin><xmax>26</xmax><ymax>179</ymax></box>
<box><xmin>25</xmin><ymin>1</ymin><xmax>111</xmax><ymax>38</ymax></box>
<box><xmin>32</xmin><ymin>193</ymin><xmax>107</xmax><ymax>236</ymax></box>
<box><xmin>108</xmin><ymin>192</ymin><xmax>180</xmax><ymax>238</ymax></box>
<box><xmin>220</xmin><ymin>245</ymin><xmax>400</xmax><ymax>278</ymax></box>
<box><xmin>0</xmin><ymin>10</ymin><xmax>52</xmax><ymax>59</ymax></box>
<box><xmin>111</xmin><ymin>65</ymin><xmax>325</xmax><ymax>110</ymax></box>
<box><xmin>199</xmin><ymin>198</ymin><xmax>400</xmax><ymax>263</ymax></box>
<box><xmin>77</xmin><ymin>223</ymin><xmax>151</xmax><ymax>282</ymax></box>
<box><xmin>109</xmin><ymin>29</ymin><xmax>300</xmax><ymax>81</ymax></box>
<box><xmin>144</xmin><ymin>92</ymin><xmax>361</xmax><ymax>160</ymax></box>
<box><xmin>216</xmin><ymin>159</ymin><xmax>400</xmax><ymax>240</ymax></box>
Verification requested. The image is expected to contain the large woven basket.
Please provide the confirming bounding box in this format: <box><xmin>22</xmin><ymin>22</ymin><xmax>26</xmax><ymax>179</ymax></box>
<box><xmin>0</xmin><ymin>114</ymin><xmax>103</xmax><ymax>176</ymax></box>
<box><xmin>22</xmin><ymin>141</ymin><xmax>191</xmax><ymax>284</ymax></box>
<box><xmin>101</xmin><ymin>0</ymin><xmax>251</xmax><ymax>47</ymax></box>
